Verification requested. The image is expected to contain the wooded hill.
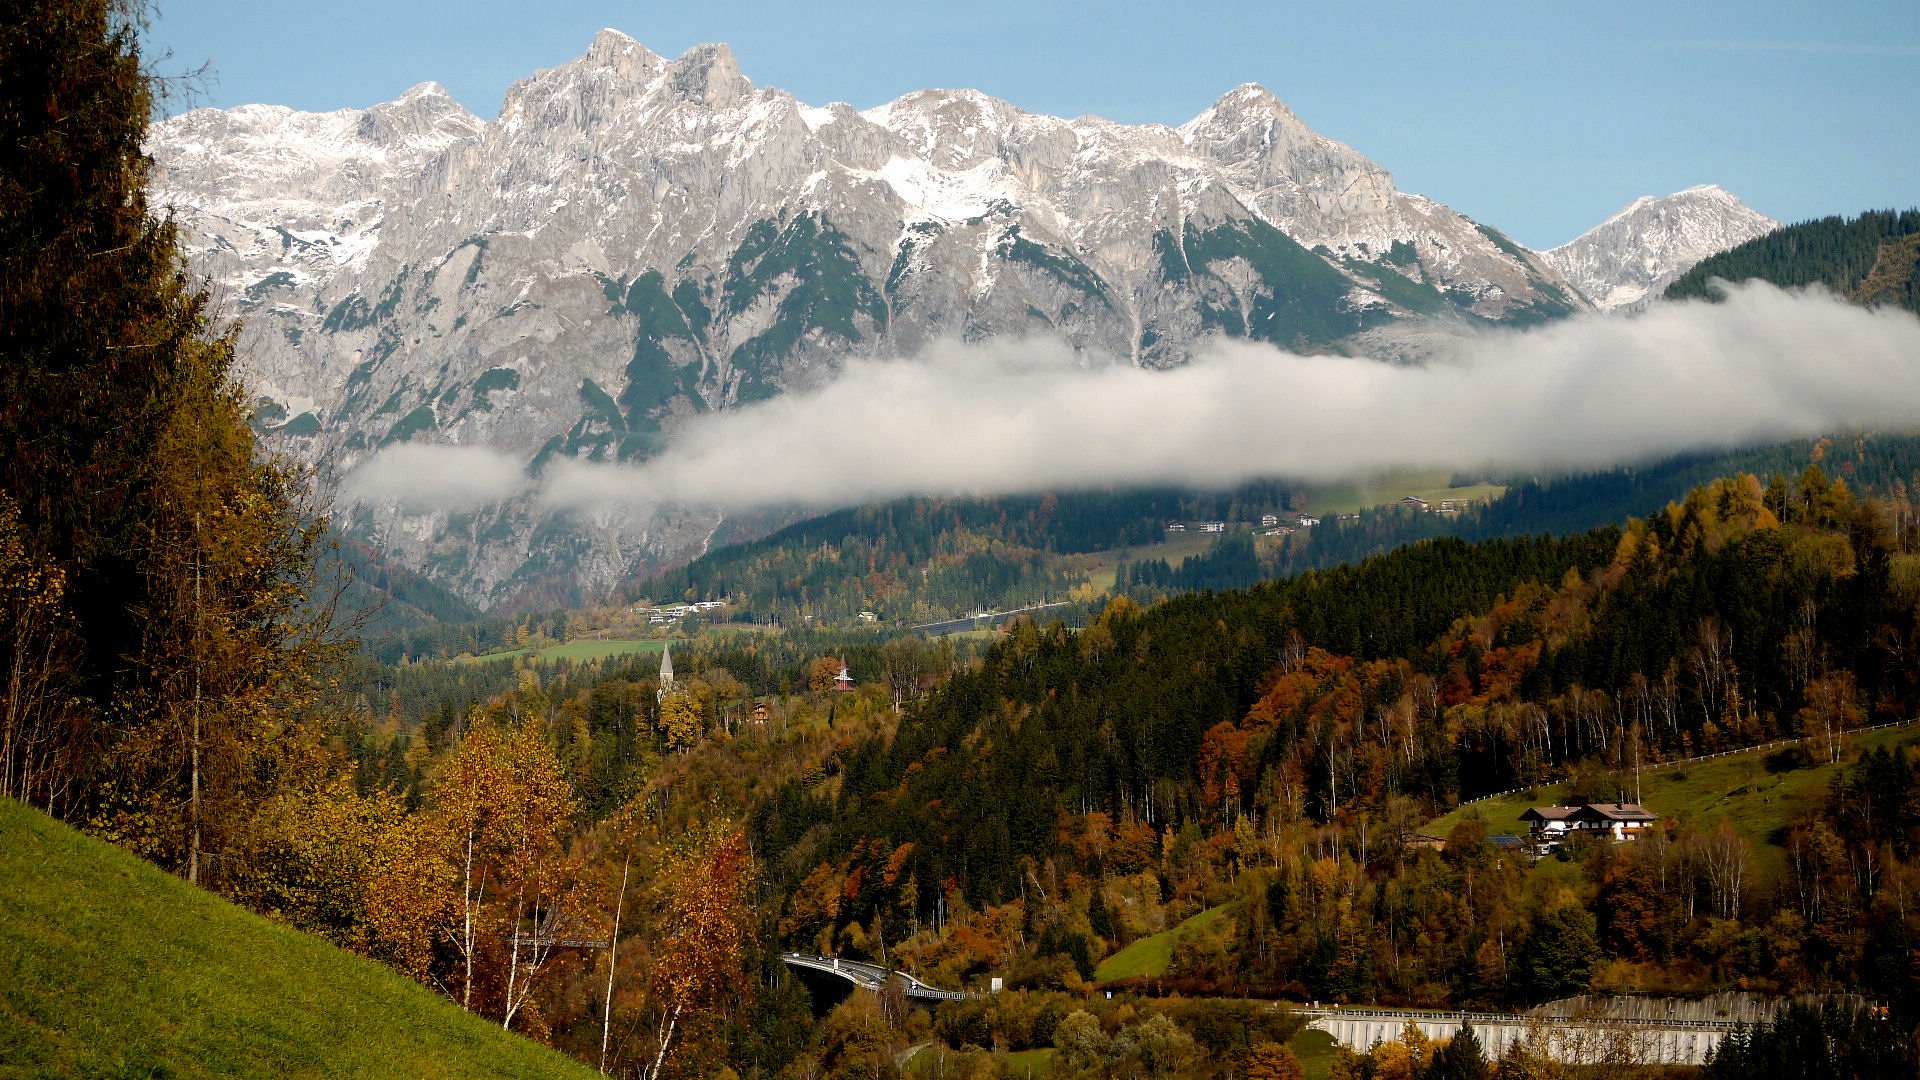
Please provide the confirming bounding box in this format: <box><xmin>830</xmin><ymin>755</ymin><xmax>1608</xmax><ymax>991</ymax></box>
<box><xmin>750</xmin><ymin>466</ymin><xmax>1920</xmax><ymax>1014</ymax></box>
<box><xmin>1666</xmin><ymin>208</ymin><xmax>1920</xmax><ymax>313</ymax></box>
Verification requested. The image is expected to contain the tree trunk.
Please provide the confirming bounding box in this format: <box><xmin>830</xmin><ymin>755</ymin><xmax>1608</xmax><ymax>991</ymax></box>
<box><xmin>601</xmin><ymin>856</ymin><xmax>629</xmax><ymax>1074</ymax></box>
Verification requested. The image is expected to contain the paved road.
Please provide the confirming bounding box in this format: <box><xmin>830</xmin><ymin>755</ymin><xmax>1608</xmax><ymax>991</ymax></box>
<box><xmin>912</xmin><ymin>602</ymin><xmax>1070</xmax><ymax>637</ymax></box>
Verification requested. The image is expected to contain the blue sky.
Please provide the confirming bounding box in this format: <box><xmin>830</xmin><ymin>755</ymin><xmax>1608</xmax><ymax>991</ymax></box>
<box><xmin>147</xmin><ymin>0</ymin><xmax>1917</xmax><ymax>249</ymax></box>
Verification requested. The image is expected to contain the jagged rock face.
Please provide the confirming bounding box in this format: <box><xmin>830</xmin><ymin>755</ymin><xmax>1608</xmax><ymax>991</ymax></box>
<box><xmin>1543</xmin><ymin>185</ymin><xmax>1780</xmax><ymax>311</ymax></box>
<box><xmin>149</xmin><ymin>29</ymin><xmax>1591</xmax><ymax>610</ymax></box>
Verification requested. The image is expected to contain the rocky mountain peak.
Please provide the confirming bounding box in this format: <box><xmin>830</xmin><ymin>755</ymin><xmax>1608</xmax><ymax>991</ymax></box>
<box><xmin>356</xmin><ymin>82</ymin><xmax>482</xmax><ymax>148</ymax></box>
<box><xmin>149</xmin><ymin>30</ymin><xmax>1608</xmax><ymax>609</ymax></box>
<box><xmin>1176</xmin><ymin>83</ymin><xmax>1397</xmax><ymax>244</ymax></box>
<box><xmin>1544</xmin><ymin>186</ymin><xmax>1780</xmax><ymax>310</ymax></box>
<box><xmin>664</xmin><ymin>42</ymin><xmax>752</xmax><ymax>110</ymax></box>
<box><xmin>863</xmin><ymin>88</ymin><xmax>1031</xmax><ymax>170</ymax></box>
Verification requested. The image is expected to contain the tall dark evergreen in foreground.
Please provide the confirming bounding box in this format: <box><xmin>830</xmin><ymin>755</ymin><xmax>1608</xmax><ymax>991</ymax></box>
<box><xmin>0</xmin><ymin>1</ymin><xmax>337</xmax><ymax>879</ymax></box>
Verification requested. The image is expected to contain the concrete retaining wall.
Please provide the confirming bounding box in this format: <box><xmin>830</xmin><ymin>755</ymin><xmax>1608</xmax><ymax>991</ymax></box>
<box><xmin>1307</xmin><ymin>1012</ymin><xmax>1727</xmax><ymax>1066</ymax></box>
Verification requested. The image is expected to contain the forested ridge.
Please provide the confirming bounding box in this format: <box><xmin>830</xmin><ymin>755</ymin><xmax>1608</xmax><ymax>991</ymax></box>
<box><xmin>1665</xmin><ymin>208</ymin><xmax>1920</xmax><ymax>313</ymax></box>
<box><xmin>750</xmin><ymin>468</ymin><xmax>1920</xmax><ymax>1021</ymax></box>
<box><xmin>619</xmin><ymin>432</ymin><xmax>1920</xmax><ymax>633</ymax></box>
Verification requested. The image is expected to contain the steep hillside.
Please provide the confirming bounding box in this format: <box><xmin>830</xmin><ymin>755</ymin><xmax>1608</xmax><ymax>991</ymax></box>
<box><xmin>1664</xmin><ymin>208</ymin><xmax>1920</xmax><ymax>313</ymax></box>
<box><xmin>0</xmin><ymin>799</ymin><xmax>598</xmax><ymax>1080</ymax></box>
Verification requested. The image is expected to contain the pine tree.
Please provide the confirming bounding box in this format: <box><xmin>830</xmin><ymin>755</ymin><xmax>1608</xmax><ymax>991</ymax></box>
<box><xmin>1425</xmin><ymin>1023</ymin><xmax>1487</xmax><ymax>1080</ymax></box>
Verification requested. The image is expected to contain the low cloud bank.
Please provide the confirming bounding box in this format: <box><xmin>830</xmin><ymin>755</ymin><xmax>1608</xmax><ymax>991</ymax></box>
<box><xmin>345</xmin><ymin>281</ymin><xmax>1920</xmax><ymax>515</ymax></box>
<box><xmin>339</xmin><ymin>443</ymin><xmax>529</xmax><ymax>512</ymax></box>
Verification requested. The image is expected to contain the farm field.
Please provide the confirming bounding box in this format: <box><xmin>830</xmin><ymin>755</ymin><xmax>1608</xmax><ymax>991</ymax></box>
<box><xmin>1304</xmin><ymin>471</ymin><xmax>1507</xmax><ymax>516</ymax></box>
<box><xmin>453</xmin><ymin>636</ymin><xmax>673</xmax><ymax>666</ymax></box>
<box><xmin>1076</xmin><ymin>532</ymin><xmax>1226</xmax><ymax>593</ymax></box>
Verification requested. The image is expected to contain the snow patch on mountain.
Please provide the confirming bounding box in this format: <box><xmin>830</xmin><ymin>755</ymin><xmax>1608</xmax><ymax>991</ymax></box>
<box><xmin>1544</xmin><ymin>185</ymin><xmax>1780</xmax><ymax>310</ymax></box>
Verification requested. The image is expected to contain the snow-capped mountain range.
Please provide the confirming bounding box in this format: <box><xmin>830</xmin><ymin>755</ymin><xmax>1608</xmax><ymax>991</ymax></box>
<box><xmin>147</xmin><ymin>30</ymin><xmax>1776</xmax><ymax>609</ymax></box>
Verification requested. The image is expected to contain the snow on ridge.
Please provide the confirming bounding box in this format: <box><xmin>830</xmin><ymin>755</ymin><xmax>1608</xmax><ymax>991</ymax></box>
<box><xmin>865</xmin><ymin>156</ymin><xmax>1022</xmax><ymax>222</ymax></box>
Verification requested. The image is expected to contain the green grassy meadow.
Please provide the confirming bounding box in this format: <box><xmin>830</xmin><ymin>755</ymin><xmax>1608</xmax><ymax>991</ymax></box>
<box><xmin>1428</xmin><ymin>723</ymin><xmax>1919</xmax><ymax>880</ymax></box>
<box><xmin>454</xmin><ymin>636</ymin><xmax>671</xmax><ymax>666</ymax></box>
<box><xmin>0</xmin><ymin>799</ymin><xmax>600</xmax><ymax>1080</ymax></box>
<box><xmin>1290</xmin><ymin>1028</ymin><xmax>1340</xmax><ymax>1080</ymax></box>
<box><xmin>1093</xmin><ymin>904</ymin><xmax>1233</xmax><ymax>983</ymax></box>
<box><xmin>1002</xmin><ymin>1047</ymin><xmax>1054</xmax><ymax>1078</ymax></box>
<box><xmin>1079</xmin><ymin>533</ymin><xmax>1223</xmax><ymax>594</ymax></box>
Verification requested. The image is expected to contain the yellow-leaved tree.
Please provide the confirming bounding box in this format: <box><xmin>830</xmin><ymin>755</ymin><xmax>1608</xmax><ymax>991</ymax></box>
<box><xmin>658</xmin><ymin>692</ymin><xmax>704</xmax><ymax>752</ymax></box>
<box><xmin>429</xmin><ymin>719</ymin><xmax>577</xmax><ymax>1023</ymax></box>
<box><xmin>639</xmin><ymin>819</ymin><xmax>755</xmax><ymax>1080</ymax></box>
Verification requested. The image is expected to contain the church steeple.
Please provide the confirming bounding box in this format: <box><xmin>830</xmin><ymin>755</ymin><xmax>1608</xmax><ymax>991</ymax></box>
<box><xmin>657</xmin><ymin>642</ymin><xmax>677</xmax><ymax>701</ymax></box>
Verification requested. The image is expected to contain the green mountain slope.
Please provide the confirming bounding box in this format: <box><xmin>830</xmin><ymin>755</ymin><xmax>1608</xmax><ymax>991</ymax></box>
<box><xmin>0</xmin><ymin>799</ymin><xmax>597</xmax><ymax>1080</ymax></box>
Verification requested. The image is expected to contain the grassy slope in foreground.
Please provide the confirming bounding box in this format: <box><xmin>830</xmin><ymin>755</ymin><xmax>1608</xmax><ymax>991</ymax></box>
<box><xmin>1426</xmin><ymin>722</ymin><xmax>1919</xmax><ymax>880</ymax></box>
<box><xmin>1093</xmin><ymin>904</ymin><xmax>1233</xmax><ymax>983</ymax></box>
<box><xmin>0</xmin><ymin>799</ymin><xmax>598</xmax><ymax>1080</ymax></box>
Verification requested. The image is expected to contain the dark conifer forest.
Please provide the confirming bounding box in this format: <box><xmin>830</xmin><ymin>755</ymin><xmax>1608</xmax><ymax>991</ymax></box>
<box><xmin>1666</xmin><ymin>208</ymin><xmax>1920</xmax><ymax>314</ymax></box>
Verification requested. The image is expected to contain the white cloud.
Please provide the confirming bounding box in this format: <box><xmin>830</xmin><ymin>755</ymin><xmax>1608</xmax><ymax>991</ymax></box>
<box><xmin>340</xmin><ymin>443</ymin><xmax>530</xmax><ymax>512</ymax></box>
<box><xmin>342</xmin><ymin>282</ymin><xmax>1920</xmax><ymax>517</ymax></box>
<box><xmin>541</xmin><ymin>281</ymin><xmax>1920</xmax><ymax>512</ymax></box>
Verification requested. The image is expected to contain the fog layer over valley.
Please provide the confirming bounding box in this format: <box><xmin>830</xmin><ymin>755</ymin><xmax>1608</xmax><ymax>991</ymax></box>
<box><xmin>346</xmin><ymin>282</ymin><xmax>1920</xmax><ymax>518</ymax></box>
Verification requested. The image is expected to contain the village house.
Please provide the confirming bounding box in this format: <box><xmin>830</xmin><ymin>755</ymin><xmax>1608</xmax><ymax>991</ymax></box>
<box><xmin>1523</xmin><ymin>802</ymin><xmax>1660</xmax><ymax>846</ymax></box>
<box><xmin>633</xmin><ymin>599</ymin><xmax>727</xmax><ymax>625</ymax></box>
<box><xmin>1166</xmin><ymin>522</ymin><xmax>1187</xmax><ymax>532</ymax></box>
<box><xmin>1261</xmin><ymin>513</ymin><xmax>1280</xmax><ymax>527</ymax></box>
<box><xmin>1400</xmin><ymin>496</ymin><xmax>1431</xmax><ymax>511</ymax></box>
<box><xmin>1297</xmin><ymin>515</ymin><xmax>1321</xmax><ymax>527</ymax></box>
<box><xmin>1200</xmin><ymin>521</ymin><xmax>1226</xmax><ymax>533</ymax></box>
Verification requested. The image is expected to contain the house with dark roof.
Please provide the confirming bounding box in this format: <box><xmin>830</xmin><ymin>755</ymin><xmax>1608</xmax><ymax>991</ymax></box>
<box><xmin>1521</xmin><ymin>805</ymin><xmax>1579</xmax><ymax>841</ymax></box>
<box><xmin>1574</xmin><ymin>802</ymin><xmax>1659</xmax><ymax>840</ymax></box>
<box><xmin>1523</xmin><ymin>802</ymin><xmax>1658</xmax><ymax>845</ymax></box>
